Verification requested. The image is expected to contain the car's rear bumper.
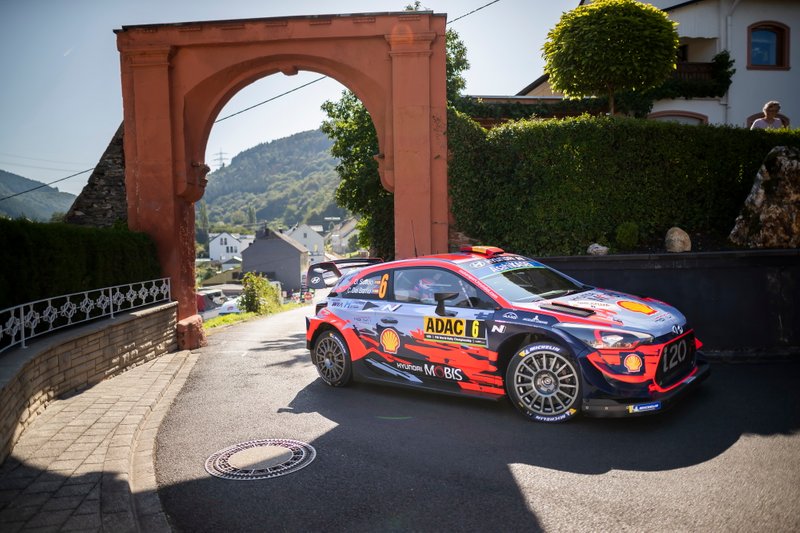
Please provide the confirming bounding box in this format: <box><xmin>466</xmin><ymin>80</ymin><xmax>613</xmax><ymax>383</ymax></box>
<box><xmin>582</xmin><ymin>359</ymin><xmax>711</xmax><ymax>417</ymax></box>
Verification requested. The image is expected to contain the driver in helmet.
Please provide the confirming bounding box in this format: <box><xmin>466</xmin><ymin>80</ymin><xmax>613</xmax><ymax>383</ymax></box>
<box><xmin>414</xmin><ymin>276</ymin><xmax>437</xmax><ymax>304</ymax></box>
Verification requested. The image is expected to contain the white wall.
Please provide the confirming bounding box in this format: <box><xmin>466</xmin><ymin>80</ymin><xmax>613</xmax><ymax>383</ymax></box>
<box><xmin>208</xmin><ymin>233</ymin><xmax>254</xmax><ymax>262</ymax></box>
<box><xmin>725</xmin><ymin>0</ymin><xmax>799</xmax><ymax>127</ymax></box>
<box><xmin>286</xmin><ymin>225</ymin><xmax>325</xmax><ymax>264</ymax></box>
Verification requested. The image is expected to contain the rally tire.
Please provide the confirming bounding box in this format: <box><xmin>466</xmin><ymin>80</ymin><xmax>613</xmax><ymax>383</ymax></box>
<box><xmin>505</xmin><ymin>342</ymin><xmax>582</xmax><ymax>423</ymax></box>
<box><xmin>311</xmin><ymin>330</ymin><xmax>353</xmax><ymax>387</ymax></box>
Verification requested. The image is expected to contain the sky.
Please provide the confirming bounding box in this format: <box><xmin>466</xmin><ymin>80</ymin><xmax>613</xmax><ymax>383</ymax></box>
<box><xmin>0</xmin><ymin>0</ymin><xmax>576</xmax><ymax>196</ymax></box>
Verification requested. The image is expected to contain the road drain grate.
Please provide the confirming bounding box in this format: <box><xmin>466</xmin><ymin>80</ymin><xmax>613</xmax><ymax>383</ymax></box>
<box><xmin>205</xmin><ymin>439</ymin><xmax>316</xmax><ymax>480</ymax></box>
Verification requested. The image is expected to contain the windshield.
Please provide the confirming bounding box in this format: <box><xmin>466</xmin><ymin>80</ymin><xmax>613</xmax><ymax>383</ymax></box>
<box><xmin>481</xmin><ymin>266</ymin><xmax>586</xmax><ymax>303</ymax></box>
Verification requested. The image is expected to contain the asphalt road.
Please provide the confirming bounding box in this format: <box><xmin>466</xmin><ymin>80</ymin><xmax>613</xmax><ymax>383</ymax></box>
<box><xmin>155</xmin><ymin>305</ymin><xmax>800</xmax><ymax>532</ymax></box>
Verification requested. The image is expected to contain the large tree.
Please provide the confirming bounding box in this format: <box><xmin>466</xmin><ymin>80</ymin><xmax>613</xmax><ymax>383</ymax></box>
<box><xmin>542</xmin><ymin>0</ymin><xmax>679</xmax><ymax>114</ymax></box>
<box><xmin>321</xmin><ymin>27</ymin><xmax>469</xmax><ymax>259</ymax></box>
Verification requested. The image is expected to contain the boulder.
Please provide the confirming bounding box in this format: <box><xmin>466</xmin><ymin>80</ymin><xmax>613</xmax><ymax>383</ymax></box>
<box><xmin>729</xmin><ymin>146</ymin><xmax>800</xmax><ymax>249</ymax></box>
<box><xmin>665</xmin><ymin>227</ymin><xmax>691</xmax><ymax>252</ymax></box>
<box><xmin>587</xmin><ymin>243</ymin><xmax>609</xmax><ymax>256</ymax></box>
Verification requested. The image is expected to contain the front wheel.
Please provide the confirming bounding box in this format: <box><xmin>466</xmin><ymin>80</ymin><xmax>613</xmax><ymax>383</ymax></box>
<box><xmin>311</xmin><ymin>330</ymin><xmax>353</xmax><ymax>387</ymax></box>
<box><xmin>505</xmin><ymin>342</ymin><xmax>582</xmax><ymax>423</ymax></box>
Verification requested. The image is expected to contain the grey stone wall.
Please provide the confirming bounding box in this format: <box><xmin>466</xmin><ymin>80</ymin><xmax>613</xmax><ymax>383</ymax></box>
<box><xmin>65</xmin><ymin>122</ymin><xmax>128</xmax><ymax>227</ymax></box>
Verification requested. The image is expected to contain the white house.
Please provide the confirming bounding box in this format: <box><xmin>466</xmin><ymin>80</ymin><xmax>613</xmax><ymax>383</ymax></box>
<box><xmin>208</xmin><ymin>232</ymin><xmax>255</xmax><ymax>262</ymax></box>
<box><xmin>285</xmin><ymin>224</ymin><xmax>326</xmax><ymax>265</ymax></box>
<box><xmin>516</xmin><ymin>0</ymin><xmax>799</xmax><ymax>128</ymax></box>
<box><xmin>328</xmin><ymin>218</ymin><xmax>360</xmax><ymax>255</ymax></box>
<box><xmin>648</xmin><ymin>0</ymin><xmax>797</xmax><ymax>127</ymax></box>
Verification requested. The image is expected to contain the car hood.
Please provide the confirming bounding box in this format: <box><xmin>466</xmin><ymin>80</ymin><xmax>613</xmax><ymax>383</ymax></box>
<box><xmin>516</xmin><ymin>289</ymin><xmax>687</xmax><ymax>337</ymax></box>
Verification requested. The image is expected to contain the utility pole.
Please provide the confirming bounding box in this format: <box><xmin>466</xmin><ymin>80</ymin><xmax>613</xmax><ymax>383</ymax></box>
<box><xmin>213</xmin><ymin>150</ymin><xmax>229</xmax><ymax>169</ymax></box>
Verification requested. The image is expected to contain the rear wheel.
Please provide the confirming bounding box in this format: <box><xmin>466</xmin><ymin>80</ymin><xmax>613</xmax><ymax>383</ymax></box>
<box><xmin>505</xmin><ymin>342</ymin><xmax>582</xmax><ymax>423</ymax></box>
<box><xmin>311</xmin><ymin>330</ymin><xmax>352</xmax><ymax>387</ymax></box>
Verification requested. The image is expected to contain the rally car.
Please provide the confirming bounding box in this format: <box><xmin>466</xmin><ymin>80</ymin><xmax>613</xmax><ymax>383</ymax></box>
<box><xmin>305</xmin><ymin>246</ymin><xmax>709</xmax><ymax>423</ymax></box>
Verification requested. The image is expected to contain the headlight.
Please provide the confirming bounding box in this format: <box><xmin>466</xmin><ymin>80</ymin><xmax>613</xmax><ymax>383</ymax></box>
<box><xmin>554</xmin><ymin>324</ymin><xmax>653</xmax><ymax>350</ymax></box>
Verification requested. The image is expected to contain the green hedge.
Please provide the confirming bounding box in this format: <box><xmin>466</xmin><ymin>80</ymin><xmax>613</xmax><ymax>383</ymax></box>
<box><xmin>0</xmin><ymin>219</ymin><xmax>162</xmax><ymax>309</ymax></box>
<box><xmin>447</xmin><ymin>110</ymin><xmax>800</xmax><ymax>256</ymax></box>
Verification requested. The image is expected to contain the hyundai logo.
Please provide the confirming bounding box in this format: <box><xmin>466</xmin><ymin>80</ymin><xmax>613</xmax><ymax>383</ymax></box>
<box><xmin>672</xmin><ymin>324</ymin><xmax>684</xmax><ymax>335</ymax></box>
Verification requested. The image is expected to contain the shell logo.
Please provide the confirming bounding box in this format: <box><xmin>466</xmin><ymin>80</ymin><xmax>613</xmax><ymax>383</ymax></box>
<box><xmin>623</xmin><ymin>353</ymin><xmax>643</xmax><ymax>373</ymax></box>
<box><xmin>618</xmin><ymin>300</ymin><xmax>657</xmax><ymax>315</ymax></box>
<box><xmin>380</xmin><ymin>328</ymin><xmax>400</xmax><ymax>354</ymax></box>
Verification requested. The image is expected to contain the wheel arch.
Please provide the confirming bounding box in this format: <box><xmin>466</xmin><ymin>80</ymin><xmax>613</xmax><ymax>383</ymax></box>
<box><xmin>308</xmin><ymin>321</ymin><xmax>341</xmax><ymax>351</ymax></box>
<box><xmin>495</xmin><ymin>329</ymin><xmax>585</xmax><ymax>377</ymax></box>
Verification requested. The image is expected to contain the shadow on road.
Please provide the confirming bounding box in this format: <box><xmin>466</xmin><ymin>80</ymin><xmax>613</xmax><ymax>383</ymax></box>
<box><xmin>282</xmin><ymin>360</ymin><xmax>800</xmax><ymax>475</ymax></box>
<box><xmin>154</xmin><ymin>350</ymin><xmax>800</xmax><ymax>532</ymax></box>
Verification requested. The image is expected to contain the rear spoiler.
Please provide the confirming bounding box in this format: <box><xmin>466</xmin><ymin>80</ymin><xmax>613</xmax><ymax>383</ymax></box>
<box><xmin>306</xmin><ymin>258</ymin><xmax>384</xmax><ymax>289</ymax></box>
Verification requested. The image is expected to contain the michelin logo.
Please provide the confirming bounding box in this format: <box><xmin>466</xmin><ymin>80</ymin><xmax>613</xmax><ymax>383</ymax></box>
<box><xmin>627</xmin><ymin>401</ymin><xmax>662</xmax><ymax>414</ymax></box>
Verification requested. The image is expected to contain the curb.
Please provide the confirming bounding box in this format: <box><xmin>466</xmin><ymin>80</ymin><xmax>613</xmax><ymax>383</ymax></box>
<box><xmin>129</xmin><ymin>351</ymin><xmax>199</xmax><ymax>532</ymax></box>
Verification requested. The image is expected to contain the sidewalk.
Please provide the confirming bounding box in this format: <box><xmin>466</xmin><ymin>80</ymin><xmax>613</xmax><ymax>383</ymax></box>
<box><xmin>0</xmin><ymin>350</ymin><xmax>198</xmax><ymax>532</ymax></box>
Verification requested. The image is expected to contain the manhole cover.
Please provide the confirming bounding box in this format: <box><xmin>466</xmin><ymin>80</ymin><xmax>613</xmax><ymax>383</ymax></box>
<box><xmin>205</xmin><ymin>439</ymin><xmax>316</xmax><ymax>480</ymax></box>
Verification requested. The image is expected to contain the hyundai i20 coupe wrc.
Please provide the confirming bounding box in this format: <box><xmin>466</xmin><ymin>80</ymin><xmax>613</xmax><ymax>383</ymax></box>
<box><xmin>305</xmin><ymin>246</ymin><xmax>709</xmax><ymax>423</ymax></box>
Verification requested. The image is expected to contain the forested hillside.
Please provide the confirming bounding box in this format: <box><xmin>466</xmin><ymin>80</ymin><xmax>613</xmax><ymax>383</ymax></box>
<box><xmin>0</xmin><ymin>170</ymin><xmax>76</xmax><ymax>221</ymax></box>
<box><xmin>200</xmin><ymin>129</ymin><xmax>348</xmax><ymax>229</ymax></box>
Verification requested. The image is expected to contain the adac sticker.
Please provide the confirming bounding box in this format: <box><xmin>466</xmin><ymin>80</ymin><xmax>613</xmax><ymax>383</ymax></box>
<box><xmin>423</xmin><ymin>316</ymin><xmax>487</xmax><ymax>346</ymax></box>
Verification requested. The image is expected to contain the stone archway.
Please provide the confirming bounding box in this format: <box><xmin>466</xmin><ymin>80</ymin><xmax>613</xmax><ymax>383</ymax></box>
<box><xmin>115</xmin><ymin>12</ymin><xmax>449</xmax><ymax>348</ymax></box>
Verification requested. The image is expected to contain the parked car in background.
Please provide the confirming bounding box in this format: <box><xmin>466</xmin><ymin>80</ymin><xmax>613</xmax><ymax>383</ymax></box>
<box><xmin>305</xmin><ymin>246</ymin><xmax>709</xmax><ymax>423</ymax></box>
<box><xmin>217</xmin><ymin>296</ymin><xmax>242</xmax><ymax>316</ymax></box>
<box><xmin>196</xmin><ymin>288</ymin><xmax>228</xmax><ymax>312</ymax></box>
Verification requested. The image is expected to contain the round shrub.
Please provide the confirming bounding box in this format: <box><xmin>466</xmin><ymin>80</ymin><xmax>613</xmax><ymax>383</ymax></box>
<box><xmin>615</xmin><ymin>221</ymin><xmax>640</xmax><ymax>250</ymax></box>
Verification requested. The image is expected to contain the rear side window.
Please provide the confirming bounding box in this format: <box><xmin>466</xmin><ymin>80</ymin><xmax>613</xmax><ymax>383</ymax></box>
<box><xmin>340</xmin><ymin>270</ymin><xmax>392</xmax><ymax>300</ymax></box>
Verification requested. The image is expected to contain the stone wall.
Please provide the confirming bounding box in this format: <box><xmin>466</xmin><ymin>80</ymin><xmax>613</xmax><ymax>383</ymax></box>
<box><xmin>65</xmin><ymin>122</ymin><xmax>128</xmax><ymax>227</ymax></box>
<box><xmin>544</xmin><ymin>250</ymin><xmax>800</xmax><ymax>357</ymax></box>
<box><xmin>0</xmin><ymin>302</ymin><xmax>177</xmax><ymax>463</ymax></box>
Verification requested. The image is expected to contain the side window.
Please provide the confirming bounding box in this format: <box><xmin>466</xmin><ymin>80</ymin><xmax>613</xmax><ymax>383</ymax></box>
<box><xmin>341</xmin><ymin>270</ymin><xmax>391</xmax><ymax>300</ymax></box>
<box><xmin>394</xmin><ymin>268</ymin><xmax>495</xmax><ymax>309</ymax></box>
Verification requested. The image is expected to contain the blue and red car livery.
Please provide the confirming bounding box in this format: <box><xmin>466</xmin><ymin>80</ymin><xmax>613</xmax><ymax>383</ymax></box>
<box><xmin>305</xmin><ymin>246</ymin><xmax>709</xmax><ymax>422</ymax></box>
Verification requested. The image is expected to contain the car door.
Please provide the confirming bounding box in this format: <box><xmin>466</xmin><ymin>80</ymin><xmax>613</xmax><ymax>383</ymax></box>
<box><xmin>331</xmin><ymin>267</ymin><xmax>393</xmax><ymax>350</ymax></box>
<box><xmin>373</xmin><ymin>267</ymin><xmax>500</xmax><ymax>393</ymax></box>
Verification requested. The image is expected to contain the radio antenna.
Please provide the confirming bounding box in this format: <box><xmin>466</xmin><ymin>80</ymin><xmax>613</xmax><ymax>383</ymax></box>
<box><xmin>411</xmin><ymin>220</ymin><xmax>418</xmax><ymax>257</ymax></box>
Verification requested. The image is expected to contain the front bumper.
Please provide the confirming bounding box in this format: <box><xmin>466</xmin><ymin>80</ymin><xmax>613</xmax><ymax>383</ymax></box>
<box><xmin>582</xmin><ymin>358</ymin><xmax>711</xmax><ymax>418</ymax></box>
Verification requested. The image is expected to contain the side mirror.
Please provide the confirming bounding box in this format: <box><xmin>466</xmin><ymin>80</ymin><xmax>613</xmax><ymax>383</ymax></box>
<box><xmin>434</xmin><ymin>292</ymin><xmax>458</xmax><ymax>317</ymax></box>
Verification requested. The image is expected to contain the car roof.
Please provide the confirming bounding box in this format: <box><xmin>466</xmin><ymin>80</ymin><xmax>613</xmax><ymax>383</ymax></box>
<box><xmin>320</xmin><ymin>246</ymin><xmax>551</xmax><ymax>292</ymax></box>
<box><xmin>364</xmin><ymin>248</ymin><xmax>539</xmax><ymax>274</ymax></box>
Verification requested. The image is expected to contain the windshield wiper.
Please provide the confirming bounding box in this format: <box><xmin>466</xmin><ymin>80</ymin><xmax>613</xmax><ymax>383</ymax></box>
<box><xmin>537</xmin><ymin>288</ymin><xmax>587</xmax><ymax>299</ymax></box>
<box><xmin>557</xmin><ymin>288</ymin><xmax>590</xmax><ymax>297</ymax></box>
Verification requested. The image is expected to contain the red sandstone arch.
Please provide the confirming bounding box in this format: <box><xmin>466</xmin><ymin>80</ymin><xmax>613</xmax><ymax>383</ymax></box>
<box><xmin>115</xmin><ymin>13</ymin><xmax>449</xmax><ymax>348</ymax></box>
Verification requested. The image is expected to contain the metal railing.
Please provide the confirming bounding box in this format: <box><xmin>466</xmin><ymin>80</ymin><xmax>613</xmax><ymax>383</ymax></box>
<box><xmin>0</xmin><ymin>278</ymin><xmax>171</xmax><ymax>354</ymax></box>
<box><xmin>673</xmin><ymin>62</ymin><xmax>714</xmax><ymax>82</ymax></box>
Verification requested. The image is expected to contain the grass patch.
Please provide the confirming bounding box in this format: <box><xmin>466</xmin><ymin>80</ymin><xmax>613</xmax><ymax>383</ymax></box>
<box><xmin>203</xmin><ymin>302</ymin><xmax>310</xmax><ymax>332</ymax></box>
<box><xmin>204</xmin><ymin>312</ymin><xmax>259</xmax><ymax>330</ymax></box>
